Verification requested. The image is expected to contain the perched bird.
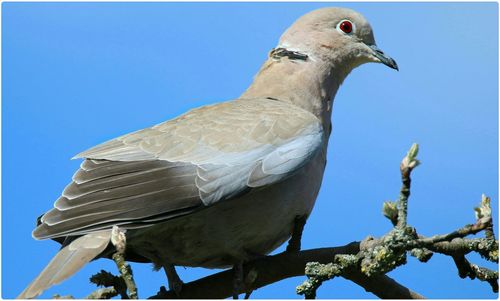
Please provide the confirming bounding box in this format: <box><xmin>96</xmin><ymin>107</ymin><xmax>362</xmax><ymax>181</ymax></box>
<box><xmin>19</xmin><ymin>7</ymin><xmax>397</xmax><ymax>299</ymax></box>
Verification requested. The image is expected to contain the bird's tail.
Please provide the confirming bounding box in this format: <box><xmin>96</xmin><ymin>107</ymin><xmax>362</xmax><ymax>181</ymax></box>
<box><xmin>18</xmin><ymin>230</ymin><xmax>112</xmax><ymax>299</ymax></box>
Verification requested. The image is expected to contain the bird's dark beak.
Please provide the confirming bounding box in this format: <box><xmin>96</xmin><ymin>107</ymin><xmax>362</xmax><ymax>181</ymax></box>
<box><xmin>369</xmin><ymin>45</ymin><xmax>398</xmax><ymax>71</ymax></box>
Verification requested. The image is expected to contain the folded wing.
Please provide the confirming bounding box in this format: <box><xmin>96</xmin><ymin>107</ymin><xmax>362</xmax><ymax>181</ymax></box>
<box><xmin>35</xmin><ymin>99</ymin><xmax>324</xmax><ymax>239</ymax></box>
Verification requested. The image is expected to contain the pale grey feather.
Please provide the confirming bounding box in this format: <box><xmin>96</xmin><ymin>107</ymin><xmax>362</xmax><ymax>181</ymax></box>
<box><xmin>17</xmin><ymin>230</ymin><xmax>111</xmax><ymax>299</ymax></box>
<box><xmin>34</xmin><ymin>160</ymin><xmax>201</xmax><ymax>240</ymax></box>
<box><xmin>72</xmin><ymin>99</ymin><xmax>324</xmax><ymax>205</ymax></box>
<box><xmin>73</xmin><ymin>160</ymin><xmax>164</xmax><ymax>184</ymax></box>
<box><xmin>35</xmin><ymin>124</ymin><xmax>322</xmax><ymax>239</ymax></box>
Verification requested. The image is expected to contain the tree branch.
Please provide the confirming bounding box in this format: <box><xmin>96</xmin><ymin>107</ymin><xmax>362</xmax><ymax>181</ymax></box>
<box><xmin>149</xmin><ymin>242</ymin><xmax>424</xmax><ymax>299</ymax></box>
<box><xmin>296</xmin><ymin>144</ymin><xmax>497</xmax><ymax>298</ymax></box>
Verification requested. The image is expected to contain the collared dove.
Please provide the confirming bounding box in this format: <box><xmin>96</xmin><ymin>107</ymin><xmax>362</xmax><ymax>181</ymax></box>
<box><xmin>19</xmin><ymin>7</ymin><xmax>397</xmax><ymax>299</ymax></box>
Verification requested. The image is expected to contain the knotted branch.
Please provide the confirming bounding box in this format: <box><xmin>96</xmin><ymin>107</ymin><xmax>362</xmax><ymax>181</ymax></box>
<box><xmin>297</xmin><ymin>143</ymin><xmax>498</xmax><ymax>298</ymax></box>
<box><xmin>148</xmin><ymin>243</ymin><xmax>424</xmax><ymax>299</ymax></box>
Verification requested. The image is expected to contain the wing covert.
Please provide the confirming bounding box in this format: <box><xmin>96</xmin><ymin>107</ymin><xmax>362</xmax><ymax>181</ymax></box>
<box><xmin>36</xmin><ymin>99</ymin><xmax>324</xmax><ymax>239</ymax></box>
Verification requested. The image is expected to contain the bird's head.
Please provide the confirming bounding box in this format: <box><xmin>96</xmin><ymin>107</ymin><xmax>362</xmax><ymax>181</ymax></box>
<box><xmin>278</xmin><ymin>7</ymin><xmax>398</xmax><ymax>74</ymax></box>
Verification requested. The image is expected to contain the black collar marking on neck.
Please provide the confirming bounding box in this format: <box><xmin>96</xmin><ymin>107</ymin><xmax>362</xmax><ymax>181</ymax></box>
<box><xmin>270</xmin><ymin>47</ymin><xmax>309</xmax><ymax>61</ymax></box>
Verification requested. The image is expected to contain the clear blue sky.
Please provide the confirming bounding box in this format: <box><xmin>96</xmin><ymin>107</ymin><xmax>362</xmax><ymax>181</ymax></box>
<box><xmin>3</xmin><ymin>2</ymin><xmax>498</xmax><ymax>299</ymax></box>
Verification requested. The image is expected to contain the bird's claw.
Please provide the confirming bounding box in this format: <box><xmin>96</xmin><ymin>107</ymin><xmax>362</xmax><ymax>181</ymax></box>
<box><xmin>233</xmin><ymin>263</ymin><xmax>244</xmax><ymax>299</ymax></box>
<box><xmin>163</xmin><ymin>264</ymin><xmax>183</xmax><ymax>297</ymax></box>
<box><xmin>169</xmin><ymin>278</ymin><xmax>183</xmax><ymax>297</ymax></box>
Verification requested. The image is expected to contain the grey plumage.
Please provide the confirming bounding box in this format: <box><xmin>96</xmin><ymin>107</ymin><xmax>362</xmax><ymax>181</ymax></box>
<box><xmin>19</xmin><ymin>7</ymin><xmax>397</xmax><ymax>299</ymax></box>
<box><xmin>35</xmin><ymin>160</ymin><xmax>201</xmax><ymax>239</ymax></box>
<box><xmin>34</xmin><ymin>99</ymin><xmax>323</xmax><ymax>240</ymax></box>
<box><xmin>19</xmin><ymin>231</ymin><xmax>112</xmax><ymax>299</ymax></box>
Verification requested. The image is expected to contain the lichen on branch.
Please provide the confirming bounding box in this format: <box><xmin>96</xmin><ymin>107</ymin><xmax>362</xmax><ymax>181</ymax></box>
<box><xmin>296</xmin><ymin>143</ymin><xmax>498</xmax><ymax>298</ymax></box>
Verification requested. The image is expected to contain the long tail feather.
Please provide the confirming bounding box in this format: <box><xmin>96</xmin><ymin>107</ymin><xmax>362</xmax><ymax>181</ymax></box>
<box><xmin>18</xmin><ymin>230</ymin><xmax>112</xmax><ymax>299</ymax></box>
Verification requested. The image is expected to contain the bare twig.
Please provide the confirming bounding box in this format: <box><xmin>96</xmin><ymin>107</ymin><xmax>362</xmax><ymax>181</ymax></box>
<box><xmin>85</xmin><ymin>287</ymin><xmax>119</xmax><ymax>299</ymax></box>
<box><xmin>111</xmin><ymin>226</ymin><xmax>138</xmax><ymax>299</ymax></box>
<box><xmin>112</xmin><ymin>253</ymin><xmax>138</xmax><ymax>299</ymax></box>
<box><xmin>429</xmin><ymin>237</ymin><xmax>498</xmax><ymax>262</ymax></box>
<box><xmin>297</xmin><ymin>143</ymin><xmax>497</xmax><ymax>297</ymax></box>
<box><xmin>397</xmin><ymin>143</ymin><xmax>420</xmax><ymax>229</ymax></box>
<box><xmin>452</xmin><ymin>255</ymin><xmax>498</xmax><ymax>293</ymax></box>
<box><xmin>413</xmin><ymin>221</ymin><xmax>492</xmax><ymax>247</ymax></box>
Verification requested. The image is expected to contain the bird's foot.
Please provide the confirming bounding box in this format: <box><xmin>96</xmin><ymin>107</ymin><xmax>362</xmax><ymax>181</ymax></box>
<box><xmin>170</xmin><ymin>279</ymin><xmax>183</xmax><ymax>297</ymax></box>
<box><xmin>286</xmin><ymin>215</ymin><xmax>307</xmax><ymax>253</ymax></box>
<box><xmin>232</xmin><ymin>262</ymin><xmax>258</xmax><ymax>299</ymax></box>
<box><xmin>233</xmin><ymin>262</ymin><xmax>244</xmax><ymax>299</ymax></box>
<box><xmin>163</xmin><ymin>264</ymin><xmax>184</xmax><ymax>297</ymax></box>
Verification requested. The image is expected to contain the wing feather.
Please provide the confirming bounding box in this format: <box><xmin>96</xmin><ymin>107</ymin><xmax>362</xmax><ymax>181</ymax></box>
<box><xmin>34</xmin><ymin>160</ymin><xmax>201</xmax><ymax>240</ymax></box>
<box><xmin>36</xmin><ymin>99</ymin><xmax>324</xmax><ymax>240</ymax></box>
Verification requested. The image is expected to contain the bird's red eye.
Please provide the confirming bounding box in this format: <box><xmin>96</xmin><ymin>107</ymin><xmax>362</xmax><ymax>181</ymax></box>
<box><xmin>339</xmin><ymin>20</ymin><xmax>353</xmax><ymax>34</ymax></box>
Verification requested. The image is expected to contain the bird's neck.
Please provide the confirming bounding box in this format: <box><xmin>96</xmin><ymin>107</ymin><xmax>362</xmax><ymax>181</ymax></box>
<box><xmin>240</xmin><ymin>51</ymin><xmax>349</xmax><ymax>126</ymax></box>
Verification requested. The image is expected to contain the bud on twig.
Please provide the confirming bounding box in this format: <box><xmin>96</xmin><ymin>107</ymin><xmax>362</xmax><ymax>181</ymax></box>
<box><xmin>401</xmin><ymin>143</ymin><xmax>421</xmax><ymax>171</ymax></box>
<box><xmin>475</xmin><ymin>194</ymin><xmax>492</xmax><ymax>223</ymax></box>
<box><xmin>111</xmin><ymin>226</ymin><xmax>127</xmax><ymax>254</ymax></box>
<box><xmin>382</xmin><ymin>201</ymin><xmax>399</xmax><ymax>226</ymax></box>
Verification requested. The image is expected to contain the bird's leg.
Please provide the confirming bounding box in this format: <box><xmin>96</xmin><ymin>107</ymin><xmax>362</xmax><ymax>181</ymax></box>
<box><xmin>162</xmin><ymin>264</ymin><xmax>183</xmax><ymax>296</ymax></box>
<box><xmin>233</xmin><ymin>262</ymin><xmax>244</xmax><ymax>299</ymax></box>
<box><xmin>286</xmin><ymin>215</ymin><xmax>307</xmax><ymax>252</ymax></box>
